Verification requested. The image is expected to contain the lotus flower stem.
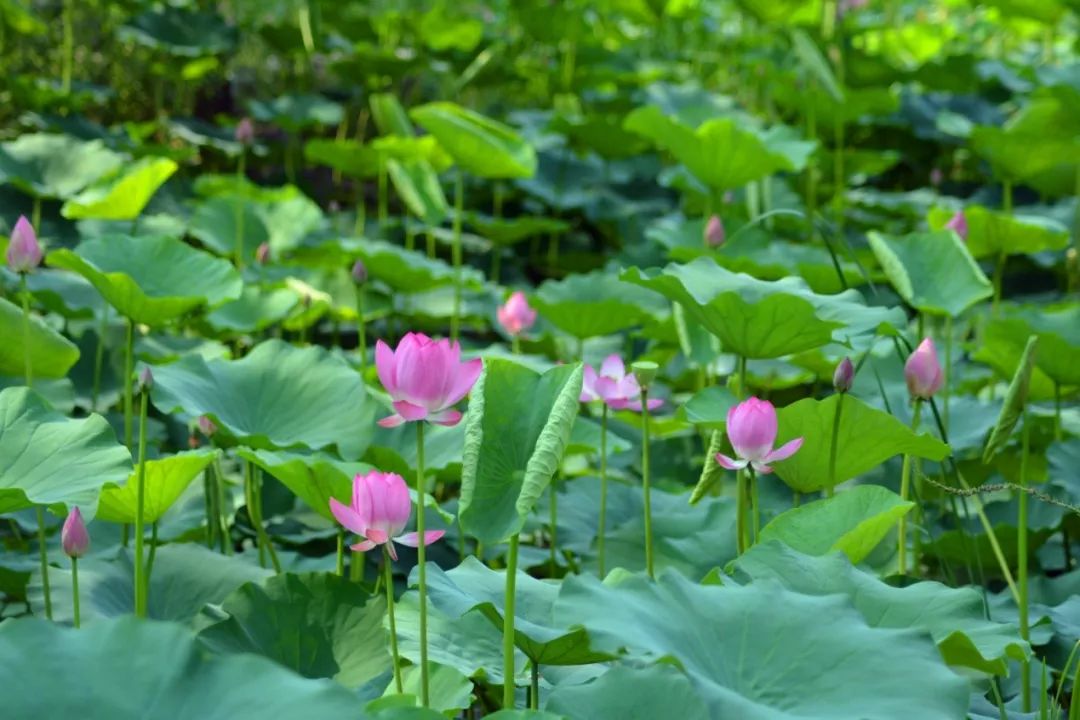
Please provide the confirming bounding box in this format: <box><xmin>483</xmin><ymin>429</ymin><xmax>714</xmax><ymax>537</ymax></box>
<box><xmin>415</xmin><ymin>421</ymin><xmax>431</xmax><ymax>707</ymax></box>
<box><xmin>943</xmin><ymin>315</ymin><xmax>953</xmax><ymax>431</ymax></box>
<box><xmin>35</xmin><ymin>507</ymin><xmax>52</xmax><ymax>620</ymax></box>
<box><xmin>382</xmin><ymin>545</ymin><xmax>404</xmax><ymax>694</ymax></box>
<box><xmin>204</xmin><ymin>470</ymin><xmax>217</xmax><ymax>549</ymax></box>
<box><xmin>1018</xmin><ymin>409</ymin><xmax>1031</xmax><ymax>712</ymax></box>
<box><xmin>897</xmin><ymin>399</ymin><xmax>923</xmax><ymax>575</ymax></box>
<box><xmin>355</xmin><ymin>291</ymin><xmax>367</xmax><ymax>373</ymax></box>
<box><xmin>450</xmin><ymin>168</ymin><xmax>464</xmax><ymax>344</ymax></box>
<box><xmin>20</xmin><ymin>274</ymin><xmax>32</xmax><ymax>388</ymax></box>
<box><xmin>530</xmin><ymin>661</ymin><xmax>540</xmax><ymax>710</ymax></box>
<box><xmin>736</xmin><ymin>355</ymin><xmax>748</xmax><ymax>554</ymax></box>
<box><xmin>502</xmin><ymin>532</ymin><xmax>520</xmax><ymax>709</ymax></box>
<box><xmin>245</xmin><ymin>462</ymin><xmax>281</xmax><ymax>574</ymax></box>
<box><xmin>336</xmin><ymin>527</ymin><xmax>346</xmax><ymax>576</ymax></box>
<box><xmin>70</xmin><ymin>556</ymin><xmax>80</xmax><ymax>628</ymax></box>
<box><xmin>749</xmin><ymin>467</ymin><xmax>760</xmax><ymax>546</ymax></box>
<box><xmin>597</xmin><ymin>404</ymin><xmax>609</xmax><ymax>577</ymax></box>
<box><xmin>134</xmin><ymin>387</ymin><xmax>149</xmax><ymax>617</ymax></box>
<box><xmin>31</xmin><ymin>197</ymin><xmax>41</xmax><ymax>232</ymax></box>
<box><xmin>426</xmin><ymin>230</ymin><xmax>436</xmax><ymax>259</ymax></box>
<box><xmin>351</xmin><ymin>550</ymin><xmax>364</xmax><ymax>582</ymax></box>
<box><xmin>214</xmin><ymin>456</ymin><xmax>232</xmax><ymax>555</ymax></box>
<box><xmin>827</xmin><ymin>393</ymin><xmax>845</xmax><ymax>497</ymax></box>
<box><xmin>123</xmin><ymin>318</ymin><xmax>135</xmax><ymax>449</ymax></box>
<box><xmin>511</xmin><ymin>336</ymin><xmax>521</xmax><ymax>355</ymax></box>
<box><xmin>353</xmin><ymin>185</ymin><xmax>366</xmax><ymax>236</ymax></box>
<box><xmin>640</xmin><ymin>386</ymin><xmax>655</xmax><ymax>579</ymax></box>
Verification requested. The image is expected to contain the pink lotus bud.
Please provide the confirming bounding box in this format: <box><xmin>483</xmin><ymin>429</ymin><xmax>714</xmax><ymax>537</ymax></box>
<box><xmin>944</xmin><ymin>210</ymin><xmax>968</xmax><ymax>241</ymax></box>
<box><xmin>374</xmin><ymin>333</ymin><xmax>483</xmax><ymax>428</ymax></box>
<box><xmin>704</xmin><ymin>215</ymin><xmax>725</xmax><ymax>248</ymax></box>
<box><xmin>197</xmin><ymin>415</ymin><xmax>218</xmax><ymax>437</ymax></box>
<box><xmin>581</xmin><ymin>354</ymin><xmax>663</xmax><ymax>412</ymax></box>
<box><xmin>929</xmin><ymin>168</ymin><xmax>944</xmax><ymax>187</ymax></box>
<box><xmin>255</xmin><ymin>242</ymin><xmax>271</xmax><ymax>265</ymax></box>
<box><xmin>235</xmin><ymin>118</ymin><xmax>255</xmax><ymax>145</ymax></box>
<box><xmin>833</xmin><ymin>357</ymin><xmax>854</xmax><ymax>393</ymax></box>
<box><xmin>496</xmin><ymin>291</ymin><xmax>537</xmax><ymax>337</ymax></box>
<box><xmin>905</xmin><ymin>338</ymin><xmax>943</xmax><ymax>399</ymax></box>
<box><xmin>351</xmin><ymin>259</ymin><xmax>368</xmax><ymax>285</ymax></box>
<box><xmin>715</xmin><ymin>397</ymin><xmax>803</xmax><ymax>474</ymax></box>
<box><xmin>329</xmin><ymin>470</ymin><xmax>444</xmax><ymax>559</ymax></box>
<box><xmin>6</xmin><ymin>215</ymin><xmax>42</xmax><ymax>273</ymax></box>
<box><xmin>62</xmin><ymin>507</ymin><xmax>90</xmax><ymax>558</ymax></box>
<box><xmin>138</xmin><ymin>365</ymin><xmax>154</xmax><ymax>393</ymax></box>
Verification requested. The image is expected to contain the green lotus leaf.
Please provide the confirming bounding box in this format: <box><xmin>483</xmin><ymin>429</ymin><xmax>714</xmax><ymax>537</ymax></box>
<box><xmin>459</xmin><ymin>360</ymin><xmax>583</xmax><ymax>545</ymax></box>
<box><xmin>22</xmin><ymin>268</ymin><xmax>105</xmax><ymax>319</ymax></box>
<box><xmin>410</xmin><ymin>102</ymin><xmax>537</xmax><ymax>179</ymax></box>
<box><xmin>386</xmin><ymin>158</ymin><xmax>449</xmax><ymax>225</ymax></box>
<box><xmin>345</xmin><ymin>239</ymin><xmax>482</xmax><ymax>293</ymax></box>
<box><xmin>205</xmin><ymin>287</ymin><xmax>299</xmax><ymax>333</ymax></box>
<box><xmin>48</xmin><ymin>234</ymin><xmax>242</xmax><ymax>325</ymax></box>
<box><xmin>771</xmin><ymin>394</ymin><xmax>950</xmax><ymax>493</ymax></box>
<box><xmin>867</xmin><ymin>230</ymin><xmax>992</xmax><ymax>317</ymax></box>
<box><xmin>734</xmin><ymin>543</ymin><xmax>1030</xmax><ymax>675</ymax></box>
<box><xmin>61</xmin><ymin>156</ymin><xmax>178</xmax><ymax>221</ymax></box>
<box><xmin>553</xmin><ymin>570</ymin><xmax>969</xmax><ymax>719</ymax></box>
<box><xmin>0</xmin><ymin>295</ymin><xmax>80</xmax><ymax>379</ymax></box>
<box><xmin>189</xmin><ymin>193</ymin><xmax>324</xmax><ymax>260</ymax></box>
<box><xmin>759</xmin><ymin>484</ymin><xmax>915</xmax><ymax>564</ymax></box>
<box><xmin>372</xmin><ymin>135</ymin><xmax>453</xmax><ymax>171</ymax></box>
<box><xmin>532</xmin><ymin>270</ymin><xmax>669</xmax><ymax>340</ymax></box>
<box><xmin>249</xmin><ymin>94</ymin><xmax>344</xmax><ymax>132</ymax></box>
<box><xmin>546</xmin><ymin>664</ymin><xmax>708</xmax><ymax>720</ymax></box>
<box><xmin>973</xmin><ymin>306</ymin><xmax>1080</xmax><ymax>396</ymax></box>
<box><xmin>369</xmin><ymin>93</ymin><xmax>414</xmax><ymax>137</ymax></box>
<box><xmin>198</xmin><ymin>572</ymin><xmax>390</xmax><ymax>690</ymax></box>
<box><xmin>418</xmin><ymin>1</ymin><xmax>483</xmax><ymax>52</ymax></box>
<box><xmin>95</xmin><ymin>449</ymin><xmax>218</xmax><ymax>524</ymax></box>
<box><xmin>119</xmin><ymin>7</ymin><xmax>236</xmax><ymax>56</ymax></box>
<box><xmin>466</xmin><ymin>214</ymin><xmax>570</xmax><ymax>246</ymax></box>
<box><xmin>0</xmin><ymin>387</ymin><xmax>131</xmax><ymax>515</ymax></box>
<box><xmin>236</xmin><ymin>448</ymin><xmax>368</xmax><ymax>521</ymax></box>
<box><xmin>150</xmin><ymin>340</ymin><xmax>375</xmax><ymax>460</ymax></box>
<box><xmin>0</xmin><ymin>133</ymin><xmax>124</xmax><ymax>199</ymax></box>
<box><xmin>970</xmin><ymin>125</ymin><xmax>1080</xmax><ymax>183</ymax></box>
<box><xmin>377</xmin><ymin>663</ymin><xmax>473</xmax><ymax>715</ymax></box>
<box><xmin>0</xmin><ymin>616</ymin><xmax>363</xmax><ymax>718</ymax></box>
<box><xmin>927</xmin><ymin>205</ymin><xmax>1069</xmax><ymax>259</ymax></box>
<box><xmin>983</xmin><ymin>336</ymin><xmax>1038</xmax><ymax>463</ymax></box>
<box><xmin>303</xmin><ymin>139</ymin><xmax>382</xmax><ymax>178</ymax></box>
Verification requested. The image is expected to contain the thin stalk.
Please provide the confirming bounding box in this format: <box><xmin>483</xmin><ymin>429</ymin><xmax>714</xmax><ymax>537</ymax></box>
<box><xmin>36</xmin><ymin>506</ymin><xmax>52</xmax><ymax>620</ymax></box>
<box><xmin>336</xmin><ymin>527</ymin><xmax>345</xmax><ymax>577</ymax></box>
<box><xmin>91</xmin><ymin>307</ymin><xmax>108</xmax><ymax>411</ymax></box>
<box><xmin>244</xmin><ymin>461</ymin><xmax>263</xmax><ymax>567</ymax></box>
<box><xmin>943</xmin><ymin>315</ymin><xmax>953</xmax><ymax>431</ymax></box>
<box><xmin>134</xmin><ymin>390</ymin><xmax>149</xmax><ymax>617</ymax></box>
<box><xmin>31</xmin><ymin>197</ymin><xmax>41</xmax><ymax>232</ymax></box>
<box><xmin>382</xmin><ymin>545</ymin><xmax>404</xmax><ymax>694</ymax></box>
<box><xmin>356</xmin><ymin>290</ymin><xmax>367</xmax><ymax>374</ymax></box>
<box><xmin>248</xmin><ymin>464</ymin><xmax>281</xmax><ymax>573</ymax></box>
<box><xmin>146</xmin><ymin>522</ymin><xmax>159</xmax><ymax>581</ymax></box>
<box><xmin>897</xmin><ymin>399</ymin><xmax>923</xmax><ymax>575</ymax></box>
<box><xmin>70</xmin><ymin>556</ymin><xmax>80</xmax><ymax>628</ymax></box>
<box><xmin>597</xmin><ymin>404</ymin><xmax>609</xmax><ymax>577</ymax></box>
<box><xmin>204</xmin><ymin>471</ymin><xmax>217</xmax><ymax>549</ymax></box>
<box><xmin>641</xmin><ymin>386</ymin><xmax>655</xmax><ymax>579</ymax></box>
<box><xmin>749</xmin><ymin>466</ymin><xmax>760</xmax><ymax>545</ymax></box>
<box><xmin>20</xmin><ymin>274</ymin><xmax>32</xmax><ymax>388</ymax></box>
<box><xmin>736</xmin><ymin>355</ymin><xmax>749</xmax><ymax>554</ymax></box>
<box><xmin>530</xmin><ymin>662</ymin><xmax>540</xmax><ymax>710</ymax></box>
<box><xmin>805</xmin><ymin>82</ymin><xmax>818</xmax><ymax>237</ymax></box>
<box><xmin>124</xmin><ymin>318</ymin><xmax>135</xmax><ymax>449</ymax></box>
<box><xmin>415</xmin><ymin>421</ymin><xmax>431</xmax><ymax>707</ymax></box>
<box><xmin>1019</xmin><ymin>410</ymin><xmax>1031</xmax><ymax>712</ymax></box>
<box><xmin>991</xmin><ymin>252</ymin><xmax>1007</xmax><ymax>314</ymax></box>
<box><xmin>502</xmin><ymin>533</ymin><xmax>520</xmax><ymax>709</ymax></box>
<box><xmin>511</xmin><ymin>336</ymin><xmax>521</xmax><ymax>355</ymax></box>
<box><xmin>451</xmin><ymin>169</ymin><xmax>464</xmax><ymax>344</ymax></box>
<box><xmin>351</xmin><ymin>550</ymin><xmax>363</xmax><ymax>582</ymax></box>
<box><xmin>214</xmin><ymin>456</ymin><xmax>231</xmax><ymax>555</ymax></box>
<box><xmin>828</xmin><ymin>392</ymin><xmax>845</xmax><ymax>494</ymax></box>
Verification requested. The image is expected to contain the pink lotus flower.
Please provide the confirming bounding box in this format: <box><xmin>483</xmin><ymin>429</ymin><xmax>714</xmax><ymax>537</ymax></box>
<box><xmin>375</xmin><ymin>332</ymin><xmax>483</xmax><ymax>428</ymax></box>
<box><xmin>704</xmin><ymin>215</ymin><xmax>725</xmax><ymax>248</ymax></box>
<box><xmin>716</xmin><ymin>397</ymin><xmax>803</xmax><ymax>474</ymax></box>
<box><xmin>905</xmin><ymin>338</ymin><xmax>943</xmax><ymax>399</ymax></box>
<box><xmin>496</xmin><ymin>291</ymin><xmax>537</xmax><ymax>337</ymax></box>
<box><xmin>944</xmin><ymin>210</ymin><xmax>968</xmax><ymax>241</ymax></box>
<box><xmin>197</xmin><ymin>415</ymin><xmax>218</xmax><ymax>437</ymax></box>
<box><xmin>329</xmin><ymin>470</ymin><xmax>444</xmax><ymax>559</ymax></box>
<box><xmin>62</xmin><ymin>507</ymin><xmax>90</xmax><ymax>558</ymax></box>
<box><xmin>6</xmin><ymin>215</ymin><xmax>42</xmax><ymax>273</ymax></box>
<box><xmin>581</xmin><ymin>355</ymin><xmax>663</xmax><ymax>412</ymax></box>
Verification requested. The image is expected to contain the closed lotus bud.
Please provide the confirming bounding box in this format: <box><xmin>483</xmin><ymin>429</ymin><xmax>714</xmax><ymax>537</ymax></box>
<box><xmin>255</xmin><ymin>242</ymin><xmax>271</xmax><ymax>265</ymax></box>
<box><xmin>905</xmin><ymin>338</ymin><xmax>943</xmax><ymax>399</ymax></box>
<box><xmin>62</xmin><ymin>507</ymin><xmax>90</xmax><ymax>558</ymax></box>
<box><xmin>197</xmin><ymin>414</ymin><xmax>218</xmax><ymax>437</ymax></box>
<box><xmin>929</xmin><ymin>168</ymin><xmax>944</xmax><ymax>187</ymax></box>
<box><xmin>496</xmin><ymin>291</ymin><xmax>537</xmax><ymax>337</ymax></box>
<box><xmin>833</xmin><ymin>357</ymin><xmax>854</xmax><ymax>393</ymax></box>
<box><xmin>704</xmin><ymin>215</ymin><xmax>725</xmax><ymax>248</ymax></box>
<box><xmin>138</xmin><ymin>365</ymin><xmax>154</xmax><ymax>394</ymax></box>
<box><xmin>235</xmin><ymin>118</ymin><xmax>255</xmax><ymax>145</ymax></box>
<box><xmin>6</xmin><ymin>215</ymin><xmax>42</xmax><ymax>273</ymax></box>
<box><xmin>944</xmin><ymin>210</ymin><xmax>968</xmax><ymax>241</ymax></box>
<box><xmin>351</xmin><ymin>259</ymin><xmax>368</xmax><ymax>285</ymax></box>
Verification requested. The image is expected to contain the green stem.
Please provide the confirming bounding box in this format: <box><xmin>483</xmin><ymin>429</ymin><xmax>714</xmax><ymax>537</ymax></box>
<box><xmin>336</xmin><ymin>527</ymin><xmax>345</xmax><ymax>577</ymax></box>
<box><xmin>597</xmin><ymin>404</ymin><xmax>608</xmax><ymax>577</ymax></box>
<box><xmin>134</xmin><ymin>389</ymin><xmax>149</xmax><ymax>617</ymax></box>
<box><xmin>146</xmin><ymin>522</ymin><xmax>159</xmax><ymax>582</ymax></box>
<box><xmin>943</xmin><ymin>315</ymin><xmax>953</xmax><ymax>432</ymax></box>
<box><xmin>749</xmin><ymin>466</ymin><xmax>760</xmax><ymax>546</ymax></box>
<box><xmin>204</xmin><ymin>471</ymin><xmax>217</xmax><ymax>549</ymax></box>
<box><xmin>91</xmin><ymin>307</ymin><xmax>108</xmax><ymax>412</ymax></box>
<box><xmin>248</xmin><ymin>464</ymin><xmax>281</xmax><ymax>573</ymax></box>
<box><xmin>415</xmin><ymin>421</ymin><xmax>430</xmax><ymax>707</ymax></box>
<box><xmin>20</xmin><ymin>274</ymin><xmax>32</xmax><ymax>388</ymax></box>
<box><xmin>530</xmin><ymin>661</ymin><xmax>540</xmax><ymax>710</ymax></box>
<box><xmin>1019</xmin><ymin>409</ymin><xmax>1031</xmax><ymax>713</ymax></box>
<box><xmin>805</xmin><ymin>82</ymin><xmax>818</xmax><ymax>237</ymax></box>
<box><xmin>991</xmin><ymin>252</ymin><xmax>1007</xmax><ymax>314</ymax></box>
<box><xmin>511</xmin><ymin>335</ymin><xmax>521</xmax><ymax>355</ymax></box>
<box><xmin>828</xmin><ymin>392</ymin><xmax>845</xmax><ymax>494</ymax></box>
<box><xmin>641</xmin><ymin>386</ymin><xmax>654</xmax><ymax>579</ymax></box>
<box><xmin>70</xmin><ymin>556</ymin><xmax>79</xmax><ymax>628</ymax></box>
<box><xmin>356</xmin><ymin>291</ymin><xmax>367</xmax><ymax>374</ymax></box>
<box><xmin>215</xmin><ymin>456</ymin><xmax>231</xmax><ymax>555</ymax></box>
<box><xmin>897</xmin><ymin>400</ymin><xmax>923</xmax><ymax>575</ymax></box>
<box><xmin>235</xmin><ymin>152</ymin><xmax>246</xmax><ymax>268</ymax></box>
<box><xmin>503</xmin><ymin>532</ymin><xmax>520</xmax><ymax>709</ymax></box>
<box><xmin>736</xmin><ymin>355</ymin><xmax>749</xmax><ymax>554</ymax></box>
<box><xmin>382</xmin><ymin>545</ymin><xmax>404</xmax><ymax>694</ymax></box>
<box><xmin>36</xmin><ymin>506</ymin><xmax>52</xmax><ymax>620</ymax></box>
<box><xmin>351</xmin><ymin>550</ymin><xmax>363</xmax><ymax>582</ymax></box>
<box><xmin>124</xmin><ymin>318</ymin><xmax>135</xmax><ymax>450</ymax></box>
<box><xmin>451</xmin><ymin>169</ymin><xmax>464</xmax><ymax>344</ymax></box>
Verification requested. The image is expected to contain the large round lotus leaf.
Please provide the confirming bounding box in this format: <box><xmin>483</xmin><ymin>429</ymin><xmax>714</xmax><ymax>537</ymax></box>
<box><xmin>22</xmin><ymin>267</ymin><xmax>105</xmax><ymax>319</ymax></box>
<box><xmin>867</xmin><ymin>230</ymin><xmax>992</xmax><ymax>317</ymax></box>
<box><xmin>0</xmin><ymin>295</ymin><xmax>80</xmax><ymax>379</ymax></box>
<box><xmin>771</xmin><ymin>394</ymin><xmax>950</xmax><ymax>493</ymax></box>
<box><xmin>546</xmin><ymin>664</ymin><xmax>708</xmax><ymax>720</ymax></box>
<box><xmin>346</xmin><ymin>239</ymin><xmax>483</xmax><ymax>293</ymax></box>
<box><xmin>198</xmin><ymin>573</ymin><xmax>389</xmax><ymax>690</ymax></box>
<box><xmin>927</xmin><ymin>205</ymin><xmax>1069</xmax><ymax>259</ymax></box>
<box><xmin>0</xmin><ymin>133</ymin><xmax>124</xmax><ymax>198</ymax></box>
<box><xmin>970</xmin><ymin>126</ymin><xmax>1080</xmax><ymax>182</ymax></box>
<box><xmin>466</xmin><ymin>214</ymin><xmax>570</xmax><ymax>246</ymax></box>
<box><xmin>304</xmin><ymin>139</ymin><xmax>382</xmax><ymax>178</ymax></box>
<box><xmin>0</xmin><ymin>616</ymin><xmax>365</xmax><ymax>719</ymax></box>
<box><xmin>189</xmin><ymin>194</ymin><xmax>323</xmax><ymax>259</ymax></box>
<box><xmin>249</xmin><ymin>94</ymin><xmax>344</xmax><ymax>132</ymax></box>
<box><xmin>972</xmin><ymin>307</ymin><xmax>1080</xmax><ymax>398</ymax></box>
<box><xmin>48</xmin><ymin>234</ymin><xmax>243</xmax><ymax>325</ymax></box>
<box><xmin>382</xmin><ymin>663</ymin><xmax>474</xmax><ymax>715</ymax></box>
<box><xmin>758</xmin><ymin>485</ymin><xmax>914</xmax><ymax>564</ymax></box>
<box><xmin>532</xmin><ymin>270</ymin><xmax>669</xmax><ymax>340</ymax></box>
<box><xmin>386</xmin><ymin>158</ymin><xmax>449</xmax><ymax>226</ymax></box>
<box><xmin>205</xmin><ymin>287</ymin><xmax>299</xmax><ymax>333</ymax></box>
<box><xmin>622</xmin><ymin>257</ymin><xmax>904</xmax><ymax>359</ymax></box>
<box><xmin>418</xmin><ymin>557</ymin><xmax>613</xmax><ymax>666</ymax></box>
<box><xmin>0</xmin><ymin>387</ymin><xmax>131</xmax><ymax>515</ymax></box>
<box><xmin>236</xmin><ymin>448</ymin><xmax>368</xmax><ymax>521</ymax></box>
<box><xmin>553</xmin><ymin>571</ymin><xmax>970</xmax><ymax>720</ymax></box>
<box><xmin>119</xmin><ymin>7</ymin><xmax>236</xmax><ymax>55</ymax></box>
<box><xmin>95</xmin><ymin>449</ymin><xmax>218</xmax><ymax>524</ymax></box>
<box><xmin>61</xmin><ymin>156</ymin><xmax>179</xmax><ymax>220</ymax></box>
<box><xmin>734</xmin><ymin>543</ymin><xmax>1029</xmax><ymax>675</ymax></box>
<box><xmin>410</xmin><ymin>102</ymin><xmax>537</xmax><ymax>179</ymax></box>
<box><xmin>149</xmin><ymin>340</ymin><xmax>375</xmax><ymax>460</ymax></box>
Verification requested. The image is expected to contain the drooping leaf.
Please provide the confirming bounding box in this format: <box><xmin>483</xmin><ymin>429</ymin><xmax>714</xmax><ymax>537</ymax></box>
<box><xmin>0</xmin><ymin>133</ymin><xmax>124</xmax><ymax>199</ymax></box>
<box><xmin>0</xmin><ymin>295</ymin><xmax>80</xmax><ymax>379</ymax></box>
<box><xmin>370</xmin><ymin>93</ymin><xmax>414</xmax><ymax>137</ymax></box>
<box><xmin>61</xmin><ymin>157</ymin><xmax>178</xmax><ymax>220</ymax></box>
<box><xmin>410</xmin><ymin>102</ymin><xmax>537</xmax><ymax>179</ymax></box>
<box><xmin>303</xmin><ymin>139</ymin><xmax>382</xmax><ymax>178</ymax></box>
<box><xmin>95</xmin><ymin>449</ymin><xmax>218</xmax><ymax>524</ymax></box>
<box><xmin>983</xmin><ymin>336</ymin><xmax>1039</xmax><ymax>463</ymax></box>
<box><xmin>386</xmin><ymin>158</ymin><xmax>449</xmax><ymax>225</ymax></box>
<box><xmin>459</xmin><ymin>360</ymin><xmax>583</xmax><ymax>545</ymax></box>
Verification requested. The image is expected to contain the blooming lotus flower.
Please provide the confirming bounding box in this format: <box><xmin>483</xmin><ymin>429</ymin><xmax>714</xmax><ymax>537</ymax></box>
<box><xmin>6</xmin><ymin>216</ymin><xmax>42</xmax><ymax>273</ymax></box>
<box><xmin>704</xmin><ymin>215</ymin><xmax>725</xmax><ymax>248</ymax></box>
<box><xmin>905</xmin><ymin>338</ymin><xmax>943</xmax><ymax>399</ymax></box>
<box><xmin>496</xmin><ymin>291</ymin><xmax>537</xmax><ymax>337</ymax></box>
<box><xmin>62</xmin><ymin>507</ymin><xmax>90</xmax><ymax>558</ymax></box>
<box><xmin>944</xmin><ymin>210</ymin><xmax>968</xmax><ymax>241</ymax></box>
<box><xmin>833</xmin><ymin>357</ymin><xmax>854</xmax><ymax>393</ymax></box>
<box><xmin>375</xmin><ymin>332</ymin><xmax>483</xmax><ymax>428</ymax></box>
<box><xmin>581</xmin><ymin>355</ymin><xmax>663</xmax><ymax>412</ymax></box>
<box><xmin>330</xmin><ymin>470</ymin><xmax>444</xmax><ymax>559</ymax></box>
<box><xmin>716</xmin><ymin>397</ymin><xmax>803</xmax><ymax>474</ymax></box>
